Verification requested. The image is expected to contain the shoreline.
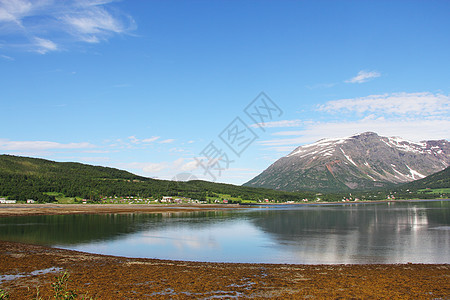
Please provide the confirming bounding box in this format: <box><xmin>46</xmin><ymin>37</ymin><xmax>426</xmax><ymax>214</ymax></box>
<box><xmin>1</xmin><ymin>202</ymin><xmax>449</xmax><ymax>298</ymax></box>
<box><xmin>1</xmin><ymin>199</ymin><xmax>448</xmax><ymax>218</ymax></box>
<box><xmin>0</xmin><ymin>240</ymin><xmax>449</xmax><ymax>299</ymax></box>
<box><xmin>0</xmin><ymin>203</ymin><xmax>241</xmax><ymax>218</ymax></box>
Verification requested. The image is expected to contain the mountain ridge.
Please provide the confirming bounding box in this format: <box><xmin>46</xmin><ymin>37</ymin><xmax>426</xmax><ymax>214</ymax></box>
<box><xmin>244</xmin><ymin>132</ymin><xmax>449</xmax><ymax>192</ymax></box>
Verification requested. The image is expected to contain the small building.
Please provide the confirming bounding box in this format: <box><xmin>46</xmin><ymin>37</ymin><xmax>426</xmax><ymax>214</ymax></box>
<box><xmin>161</xmin><ymin>196</ymin><xmax>173</xmax><ymax>203</ymax></box>
<box><xmin>0</xmin><ymin>198</ymin><xmax>16</xmax><ymax>204</ymax></box>
<box><xmin>27</xmin><ymin>199</ymin><xmax>36</xmax><ymax>204</ymax></box>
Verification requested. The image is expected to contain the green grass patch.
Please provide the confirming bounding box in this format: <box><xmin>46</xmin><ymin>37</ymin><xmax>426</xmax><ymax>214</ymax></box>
<box><xmin>418</xmin><ymin>188</ymin><xmax>450</xmax><ymax>194</ymax></box>
<box><xmin>44</xmin><ymin>192</ymin><xmax>64</xmax><ymax>197</ymax></box>
<box><xmin>43</xmin><ymin>192</ymin><xmax>81</xmax><ymax>204</ymax></box>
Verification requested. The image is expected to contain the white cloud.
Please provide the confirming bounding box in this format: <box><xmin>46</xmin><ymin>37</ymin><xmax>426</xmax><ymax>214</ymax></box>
<box><xmin>181</xmin><ymin>160</ymin><xmax>198</xmax><ymax>172</ymax></box>
<box><xmin>127</xmin><ymin>135</ymin><xmax>160</xmax><ymax>144</ymax></box>
<box><xmin>121</xmin><ymin>158</ymin><xmax>197</xmax><ymax>177</ymax></box>
<box><xmin>142</xmin><ymin>162</ymin><xmax>167</xmax><ymax>173</ymax></box>
<box><xmin>62</xmin><ymin>5</ymin><xmax>133</xmax><ymax>43</ymax></box>
<box><xmin>0</xmin><ymin>54</ymin><xmax>14</xmax><ymax>60</ymax></box>
<box><xmin>318</xmin><ymin>92</ymin><xmax>450</xmax><ymax>116</ymax></box>
<box><xmin>0</xmin><ymin>0</ymin><xmax>135</xmax><ymax>53</ymax></box>
<box><xmin>0</xmin><ymin>139</ymin><xmax>94</xmax><ymax>151</ymax></box>
<box><xmin>250</xmin><ymin>119</ymin><xmax>304</xmax><ymax>129</ymax></box>
<box><xmin>142</xmin><ymin>136</ymin><xmax>160</xmax><ymax>143</ymax></box>
<box><xmin>345</xmin><ymin>70</ymin><xmax>380</xmax><ymax>83</ymax></box>
<box><xmin>0</xmin><ymin>0</ymin><xmax>34</xmax><ymax>23</ymax></box>
<box><xmin>259</xmin><ymin>91</ymin><xmax>450</xmax><ymax>151</ymax></box>
<box><xmin>159</xmin><ymin>139</ymin><xmax>175</xmax><ymax>144</ymax></box>
<box><xmin>34</xmin><ymin>36</ymin><xmax>57</xmax><ymax>54</ymax></box>
<box><xmin>260</xmin><ymin>118</ymin><xmax>450</xmax><ymax>149</ymax></box>
<box><xmin>128</xmin><ymin>135</ymin><xmax>139</xmax><ymax>144</ymax></box>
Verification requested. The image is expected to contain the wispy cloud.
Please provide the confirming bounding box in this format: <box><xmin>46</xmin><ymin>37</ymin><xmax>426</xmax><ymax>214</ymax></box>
<box><xmin>0</xmin><ymin>139</ymin><xmax>94</xmax><ymax>151</ymax></box>
<box><xmin>318</xmin><ymin>92</ymin><xmax>450</xmax><ymax>116</ymax></box>
<box><xmin>345</xmin><ymin>70</ymin><xmax>380</xmax><ymax>83</ymax></box>
<box><xmin>0</xmin><ymin>54</ymin><xmax>14</xmax><ymax>60</ymax></box>
<box><xmin>142</xmin><ymin>136</ymin><xmax>160</xmax><ymax>143</ymax></box>
<box><xmin>261</xmin><ymin>118</ymin><xmax>450</xmax><ymax>148</ymax></box>
<box><xmin>0</xmin><ymin>0</ymin><xmax>136</xmax><ymax>54</ymax></box>
<box><xmin>250</xmin><ymin>119</ymin><xmax>304</xmax><ymax>129</ymax></box>
<box><xmin>34</xmin><ymin>36</ymin><xmax>57</xmax><ymax>54</ymax></box>
<box><xmin>128</xmin><ymin>135</ymin><xmax>160</xmax><ymax>144</ymax></box>
<box><xmin>0</xmin><ymin>0</ymin><xmax>34</xmax><ymax>23</ymax></box>
<box><xmin>121</xmin><ymin>157</ymin><xmax>195</xmax><ymax>178</ymax></box>
<box><xmin>259</xmin><ymin>91</ymin><xmax>450</xmax><ymax>151</ymax></box>
<box><xmin>159</xmin><ymin>139</ymin><xmax>175</xmax><ymax>144</ymax></box>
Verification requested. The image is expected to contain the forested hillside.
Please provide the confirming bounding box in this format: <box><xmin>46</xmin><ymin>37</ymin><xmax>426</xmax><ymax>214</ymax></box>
<box><xmin>0</xmin><ymin>155</ymin><xmax>315</xmax><ymax>202</ymax></box>
<box><xmin>399</xmin><ymin>167</ymin><xmax>449</xmax><ymax>190</ymax></box>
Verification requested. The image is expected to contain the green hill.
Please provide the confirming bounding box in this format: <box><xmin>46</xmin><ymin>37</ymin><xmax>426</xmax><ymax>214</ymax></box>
<box><xmin>0</xmin><ymin>155</ymin><xmax>315</xmax><ymax>203</ymax></box>
<box><xmin>400</xmin><ymin>166</ymin><xmax>450</xmax><ymax>190</ymax></box>
<box><xmin>0</xmin><ymin>154</ymin><xmax>147</xmax><ymax>180</ymax></box>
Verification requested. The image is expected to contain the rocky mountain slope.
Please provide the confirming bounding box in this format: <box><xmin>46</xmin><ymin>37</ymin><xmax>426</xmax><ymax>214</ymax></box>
<box><xmin>244</xmin><ymin>132</ymin><xmax>449</xmax><ymax>192</ymax></box>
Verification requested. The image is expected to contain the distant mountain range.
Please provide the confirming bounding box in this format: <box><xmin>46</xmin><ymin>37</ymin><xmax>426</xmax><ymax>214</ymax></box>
<box><xmin>244</xmin><ymin>132</ymin><xmax>450</xmax><ymax>192</ymax></box>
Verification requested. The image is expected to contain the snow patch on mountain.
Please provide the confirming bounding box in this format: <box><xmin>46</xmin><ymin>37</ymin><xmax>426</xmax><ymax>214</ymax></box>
<box><xmin>245</xmin><ymin>132</ymin><xmax>450</xmax><ymax>192</ymax></box>
<box><xmin>405</xmin><ymin>164</ymin><xmax>425</xmax><ymax>180</ymax></box>
<box><xmin>340</xmin><ymin>149</ymin><xmax>357</xmax><ymax>167</ymax></box>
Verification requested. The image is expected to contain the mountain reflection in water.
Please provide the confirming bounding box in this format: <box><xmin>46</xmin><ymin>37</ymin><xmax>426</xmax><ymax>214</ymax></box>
<box><xmin>0</xmin><ymin>200</ymin><xmax>448</xmax><ymax>264</ymax></box>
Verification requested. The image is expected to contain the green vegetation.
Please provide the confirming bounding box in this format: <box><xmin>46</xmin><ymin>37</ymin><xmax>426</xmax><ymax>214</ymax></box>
<box><xmin>0</xmin><ymin>155</ymin><xmax>317</xmax><ymax>203</ymax></box>
<box><xmin>419</xmin><ymin>188</ymin><xmax>450</xmax><ymax>194</ymax></box>
<box><xmin>0</xmin><ymin>155</ymin><xmax>447</xmax><ymax>204</ymax></box>
<box><xmin>43</xmin><ymin>193</ymin><xmax>80</xmax><ymax>204</ymax></box>
<box><xmin>401</xmin><ymin>167</ymin><xmax>450</xmax><ymax>190</ymax></box>
<box><xmin>0</xmin><ymin>289</ymin><xmax>9</xmax><ymax>300</ymax></box>
<box><xmin>1</xmin><ymin>272</ymin><xmax>93</xmax><ymax>300</ymax></box>
<box><xmin>49</xmin><ymin>272</ymin><xmax>77</xmax><ymax>300</ymax></box>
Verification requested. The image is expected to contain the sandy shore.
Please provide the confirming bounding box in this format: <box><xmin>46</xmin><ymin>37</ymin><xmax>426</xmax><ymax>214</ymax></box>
<box><xmin>0</xmin><ymin>203</ymin><xmax>240</xmax><ymax>218</ymax></box>
<box><xmin>1</xmin><ymin>204</ymin><xmax>449</xmax><ymax>299</ymax></box>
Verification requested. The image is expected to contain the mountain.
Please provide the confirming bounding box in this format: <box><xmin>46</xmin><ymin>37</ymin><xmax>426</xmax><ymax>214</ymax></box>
<box><xmin>244</xmin><ymin>132</ymin><xmax>450</xmax><ymax>192</ymax></box>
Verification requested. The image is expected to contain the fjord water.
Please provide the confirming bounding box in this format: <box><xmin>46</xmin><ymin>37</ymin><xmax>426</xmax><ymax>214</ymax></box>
<box><xmin>0</xmin><ymin>200</ymin><xmax>449</xmax><ymax>264</ymax></box>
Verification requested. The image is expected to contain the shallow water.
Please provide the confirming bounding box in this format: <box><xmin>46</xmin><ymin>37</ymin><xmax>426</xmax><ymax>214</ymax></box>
<box><xmin>0</xmin><ymin>200</ymin><xmax>449</xmax><ymax>264</ymax></box>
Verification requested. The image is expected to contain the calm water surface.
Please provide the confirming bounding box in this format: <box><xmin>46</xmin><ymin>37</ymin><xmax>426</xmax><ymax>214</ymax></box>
<box><xmin>1</xmin><ymin>200</ymin><xmax>449</xmax><ymax>264</ymax></box>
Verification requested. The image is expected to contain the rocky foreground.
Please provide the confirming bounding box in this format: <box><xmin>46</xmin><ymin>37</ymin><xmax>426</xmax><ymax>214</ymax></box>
<box><xmin>0</xmin><ymin>241</ymin><xmax>449</xmax><ymax>299</ymax></box>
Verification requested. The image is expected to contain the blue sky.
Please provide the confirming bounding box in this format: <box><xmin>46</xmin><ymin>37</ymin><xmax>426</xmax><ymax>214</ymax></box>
<box><xmin>1</xmin><ymin>0</ymin><xmax>449</xmax><ymax>185</ymax></box>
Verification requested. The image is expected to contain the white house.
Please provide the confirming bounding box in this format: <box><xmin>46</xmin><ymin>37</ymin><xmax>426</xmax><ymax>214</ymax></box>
<box><xmin>0</xmin><ymin>198</ymin><xmax>17</xmax><ymax>204</ymax></box>
<box><xmin>161</xmin><ymin>196</ymin><xmax>173</xmax><ymax>203</ymax></box>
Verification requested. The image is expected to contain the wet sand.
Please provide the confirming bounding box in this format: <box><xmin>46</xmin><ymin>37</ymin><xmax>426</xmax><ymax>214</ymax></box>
<box><xmin>0</xmin><ymin>204</ymin><xmax>449</xmax><ymax>299</ymax></box>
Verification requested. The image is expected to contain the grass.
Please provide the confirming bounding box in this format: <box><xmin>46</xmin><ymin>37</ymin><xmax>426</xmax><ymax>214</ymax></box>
<box><xmin>43</xmin><ymin>192</ymin><xmax>81</xmax><ymax>204</ymax></box>
<box><xmin>50</xmin><ymin>271</ymin><xmax>77</xmax><ymax>299</ymax></box>
<box><xmin>0</xmin><ymin>272</ymin><xmax>93</xmax><ymax>300</ymax></box>
<box><xmin>419</xmin><ymin>188</ymin><xmax>450</xmax><ymax>194</ymax></box>
<box><xmin>206</xmin><ymin>193</ymin><xmax>257</xmax><ymax>203</ymax></box>
<box><xmin>0</xmin><ymin>289</ymin><xmax>9</xmax><ymax>300</ymax></box>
